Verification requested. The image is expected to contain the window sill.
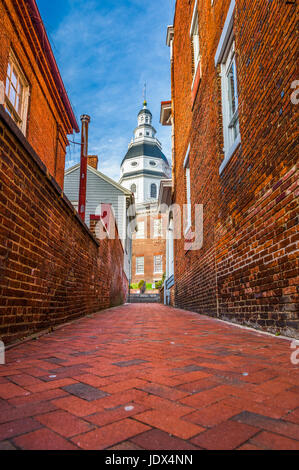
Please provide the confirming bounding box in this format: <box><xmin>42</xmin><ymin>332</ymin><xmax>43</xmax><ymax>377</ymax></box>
<box><xmin>219</xmin><ymin>134</ymin><xmax>241</xmax><ymax>174</ymax></box>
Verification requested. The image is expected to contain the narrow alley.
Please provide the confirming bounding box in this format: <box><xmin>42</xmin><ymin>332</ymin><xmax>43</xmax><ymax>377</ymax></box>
<box><xmin>0</xmin><ymin>304</ymin><xmax>298</xmax><ymax>451</ymax></box>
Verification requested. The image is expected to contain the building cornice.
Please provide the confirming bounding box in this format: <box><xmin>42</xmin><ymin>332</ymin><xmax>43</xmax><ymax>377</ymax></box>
<box><xmin>120</xmin><ymin>170</ymin><xmax>169</xmax><ymax>181</ymax></box>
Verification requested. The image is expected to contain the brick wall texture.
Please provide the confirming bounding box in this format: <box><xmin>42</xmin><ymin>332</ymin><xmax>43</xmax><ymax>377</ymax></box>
<box><xmin>0</xmin><ymin>108</ymin><xmax>128</xmax><ymax>345</ymax></box>
<box><xmin>0</xmin><ymin>0</ymin><xmax>77</xmax><ymax>189</ymax></box>
<box><xmin>171</xmin><ymin>0</ymin><xmax>298</xmax><ymax>335</ymax></box>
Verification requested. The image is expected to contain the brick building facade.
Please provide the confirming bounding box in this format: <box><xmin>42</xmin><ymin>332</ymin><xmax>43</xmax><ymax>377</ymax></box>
<box><xmin>163</xmin><ymin>0</ymin><xmax>298</xmax><ymax>335</ymax></box>
<box><xmin>0</xmin><ymin>0</ymin><xmax>79</xmax><ymax>188</ymax></box>
<box><xmin>131</xmin><ymin>211</ymin><xmax>166</xmax><ymax>287</ymax></box>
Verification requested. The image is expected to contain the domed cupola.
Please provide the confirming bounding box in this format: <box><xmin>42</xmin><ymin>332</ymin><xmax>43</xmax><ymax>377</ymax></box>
<box><xmin>134</xmin><ymin>100</ymin><xmax>156</xmax><ymax>141</ymax></box>
<box><xmin>120</xmin><ymin>100</ymin><xmax>171</xmax><ymax>206</ymax></box>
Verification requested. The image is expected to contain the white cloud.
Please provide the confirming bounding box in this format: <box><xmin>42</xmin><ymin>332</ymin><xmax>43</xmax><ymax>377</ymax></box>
<box><xmin>53</xmin><ymin>0</ymin><xmax>175</xmax><ymax>178</ymax></box>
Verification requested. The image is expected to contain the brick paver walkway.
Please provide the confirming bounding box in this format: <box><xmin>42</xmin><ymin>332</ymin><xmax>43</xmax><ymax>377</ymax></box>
<box><xmin>0</xmin><ymin>304</ymin><xmax>298</xmax><ymax>450</ymax></box>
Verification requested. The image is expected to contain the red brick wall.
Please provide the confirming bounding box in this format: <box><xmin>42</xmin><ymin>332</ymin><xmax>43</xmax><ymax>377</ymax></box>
<box><xmin>0</xmin><ymin>0</ymin><xmax>76</xmax><ymax>188</ymax></box>
<box><xmin>171</xmin><ymin>0</ymin><xmax>298</xmax><ymax>335</ymax></box>
<box><xmin>0</xmin><ymin>108</ymin><xmax>128</xmax><ymax>345</ymax></box>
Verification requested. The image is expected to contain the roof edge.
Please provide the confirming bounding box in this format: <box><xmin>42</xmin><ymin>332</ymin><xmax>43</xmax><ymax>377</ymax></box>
<box><xmin>121</xmin><ymin>142</ymin><xmax>169</xmax><ymax>166</ymax></box>
<box><xmin>25</xmin><ymin>0</ymin><xmax>79</xmax><ymax>133</ymax></box>
<box><xmin>65</xmin><ymin>163</ymin><xmax>133</xmax><ymax>196</ymax></box>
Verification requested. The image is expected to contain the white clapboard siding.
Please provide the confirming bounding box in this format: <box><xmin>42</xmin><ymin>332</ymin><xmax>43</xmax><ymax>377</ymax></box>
<box><xmin>64</xmin><ymin>166</ymin><xmax>126</xmax><ymax>241</ymax></box>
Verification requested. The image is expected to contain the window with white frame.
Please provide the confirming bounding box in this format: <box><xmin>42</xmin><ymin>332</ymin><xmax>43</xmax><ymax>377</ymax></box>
<box><xmin>220</xmin><ymin>39</ymin><xmax>240</xmax><ymax>156</ymax></box>
<box><xmin>190</xmin><ymin>0</ymin><xmax>201</xmax><ymax>83</ymax></box>
<box><xmin>184</xmin><ymin>149</ymin><xmax>192</xmax><ymax>233</ymax></box>
<box><xmin>214</xmin><ymin>0</ymin><xmax>240</xmax><ymax>171</ymax></box>
<box><xmin>136</xmin><ymin>257</ymin><xmax>144</xmax><ymax>274</ymax></box>
<box><xmin>153</xmin><ymin>219</ymin><xmax>162</xmax><ymax>238</ymax></box>
<box><xmin>5</xmin><ymin>52</ymin><xmax>29</xmax><ymax>134</ymax></box>
<box><xmin>154</xmin><ymin>255</ymin><xmax>163</xmax><ymax>274</ymax></box>
<box><xmin>136</xmin><ymin>221</ymin><xmax>145</xmax><ymax>239</ymax></box>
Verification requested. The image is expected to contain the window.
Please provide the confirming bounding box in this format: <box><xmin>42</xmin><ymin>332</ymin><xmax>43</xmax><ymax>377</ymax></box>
<box><xmin>154</xmin><ymin>255</ymin><xmax>163</xmax><ymax>274</ymax></box>
<box><xmin>5</xmin><ymin>52</ymin><xmax>29</xmax><ymax>134</ymax></box>
<box><xmin>131</xmin><ymin>184</ymin><xmax>137</xmax><ymax>193</ymax></box>
<box><xmin>136</xmin><ymin>221</ymin><xmax>145</xmax><ymax>239</ymax></box>
<box><xmin>220</xmin><ymin>40</ymin><xmax>240</xmax><ymax>159</ymax></box>
<box><xmin>150</xmin><ymin>183</ymin><xmax>157</xmax><ymax>199</ymax></box>
<box><xmin>190</xmin><ymin>0</ymin><xmax>201</xmax><ymax>85</ymax></box>
<box><xmin>154</xmin><ymin>219</ymin><xmax>162</xmax><ymax>238</ymax></box>
<box><xmin>184</xmin><ymin>147</ymin><xmax>192</xmax><ymax>233</ymax></box>
<box><xmin>149</xmin><ymin>161</ymin><xmax>156</xmax><ymax>167</ymax></box>
<box><xmin>136</xmin><ymin>257</ymin><xmax>144</xmax><ymax>274</ymax></box>
<box><xmin>215</xmin><ymin>0</ymin><xmax>240</xmax><ymax>172</ymax></box>
<box><xmin>131</xmin><ymin>161</ymin><xmax>138</xmax><ymax>167</ymax></box>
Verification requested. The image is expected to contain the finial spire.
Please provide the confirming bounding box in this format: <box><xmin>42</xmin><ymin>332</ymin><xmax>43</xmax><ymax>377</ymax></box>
<box><xmin>143</xmin><ymin>82</ymin><xmax>147</xmax><ymax>107</ymax></box>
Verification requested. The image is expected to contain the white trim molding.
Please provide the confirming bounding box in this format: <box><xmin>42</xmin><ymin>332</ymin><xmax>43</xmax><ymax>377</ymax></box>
<box><xmin>215</xmin><ymin>0</ymin><xmax>235</xmax><ymax>66</ymax></box>
<box><xmin>183</xmin><ymin>144</ymin><xmax>191</xmax><ymax>169</ymax></box>
<box><xmin>190</xmin><ymin>0</ymin><xmax>201</xmax><ymax>89</ymax></box>
<box><xmin>184</xmin><ymin>144</ymin><xmax>192</xmax><ymax>234</ymax></box>
<box><xmin>190</xmin><ymin>0</ymin><xmax>199</xmax><ymax>37</ymax></box>
<box><xmin>219</xmin><ymin>133</ymin><xmax>241</xmax><ymax>174</ymax></box>
<box><xmin>166</xmin><ymin>25</ymin><xmax>174</xmax><ymax>47</ymax></box>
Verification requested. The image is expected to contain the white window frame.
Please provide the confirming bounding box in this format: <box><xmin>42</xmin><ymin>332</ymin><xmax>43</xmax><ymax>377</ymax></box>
<box><xmin>154</xmin><ymin>255</ymin><xmax>163</xmax><ymax>274</ymax></box>
<box><xmin>136</xmin><ymin>221</ymin><xmax>145</xmax><ymax>239</ymax></box>
<box><xmin>220</xmin><ymin>39</ymin><xmax>240</xmax><ymax>169</ymax></box>
<box><xmin>131</xmin><ymin>184</ymin><xmax>137</xmax><ymax>197</ymax></box>
<box><xmin>136</xmin><ymin>256</ymin><xmax>144</xmax><ymax>275</ymax></box>
<box><xmin>5</xmin><ymin>51</ymin><xmax>30</xmax><ymax>135</ymax></box>
<box><xmin>184</xmin><ymin>145</ymin><xmax>192</xmax><ymax>235</ymax></box>
<box><xmin>190</xmin><ymin>0</ymin><xmax>201</xmax><ymax>89</ymax></box>
<box><xmin>214</xmin><ymin>0</ymin><xmax>240</xmax><ymax>173</ymax></box>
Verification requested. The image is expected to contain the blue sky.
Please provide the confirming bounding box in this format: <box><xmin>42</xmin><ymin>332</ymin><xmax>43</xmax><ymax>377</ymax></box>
<box><xmin>37</xmin><ymin>0</ymin><xmax>175</xmax><ymax>181</ymax></box>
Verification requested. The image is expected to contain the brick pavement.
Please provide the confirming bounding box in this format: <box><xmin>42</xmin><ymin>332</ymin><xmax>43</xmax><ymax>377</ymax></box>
<box><xmin>0</xmin><ymin>304</ymin><xmax>298</xmax><ymax>450</ymax></box>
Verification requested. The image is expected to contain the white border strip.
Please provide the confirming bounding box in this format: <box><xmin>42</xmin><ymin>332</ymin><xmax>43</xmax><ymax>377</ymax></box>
<box><xmin>190</xmin><ymin>0</ymin><xmax>198</xmax><ymax>36</ymax></box>
<box><xmin>183</xmin><ymin>144</ymin><xmax>191</xmax><ymax>168</ymax></box>
<box><xmin>215</xmin><ymin>0</ymin><xmax>235</xmax><ymax>66</ymax></box>
<box><xmin>219</xmin><ymin>133</ymin><xmax>241</xmax><ymax>174</ymax></box>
